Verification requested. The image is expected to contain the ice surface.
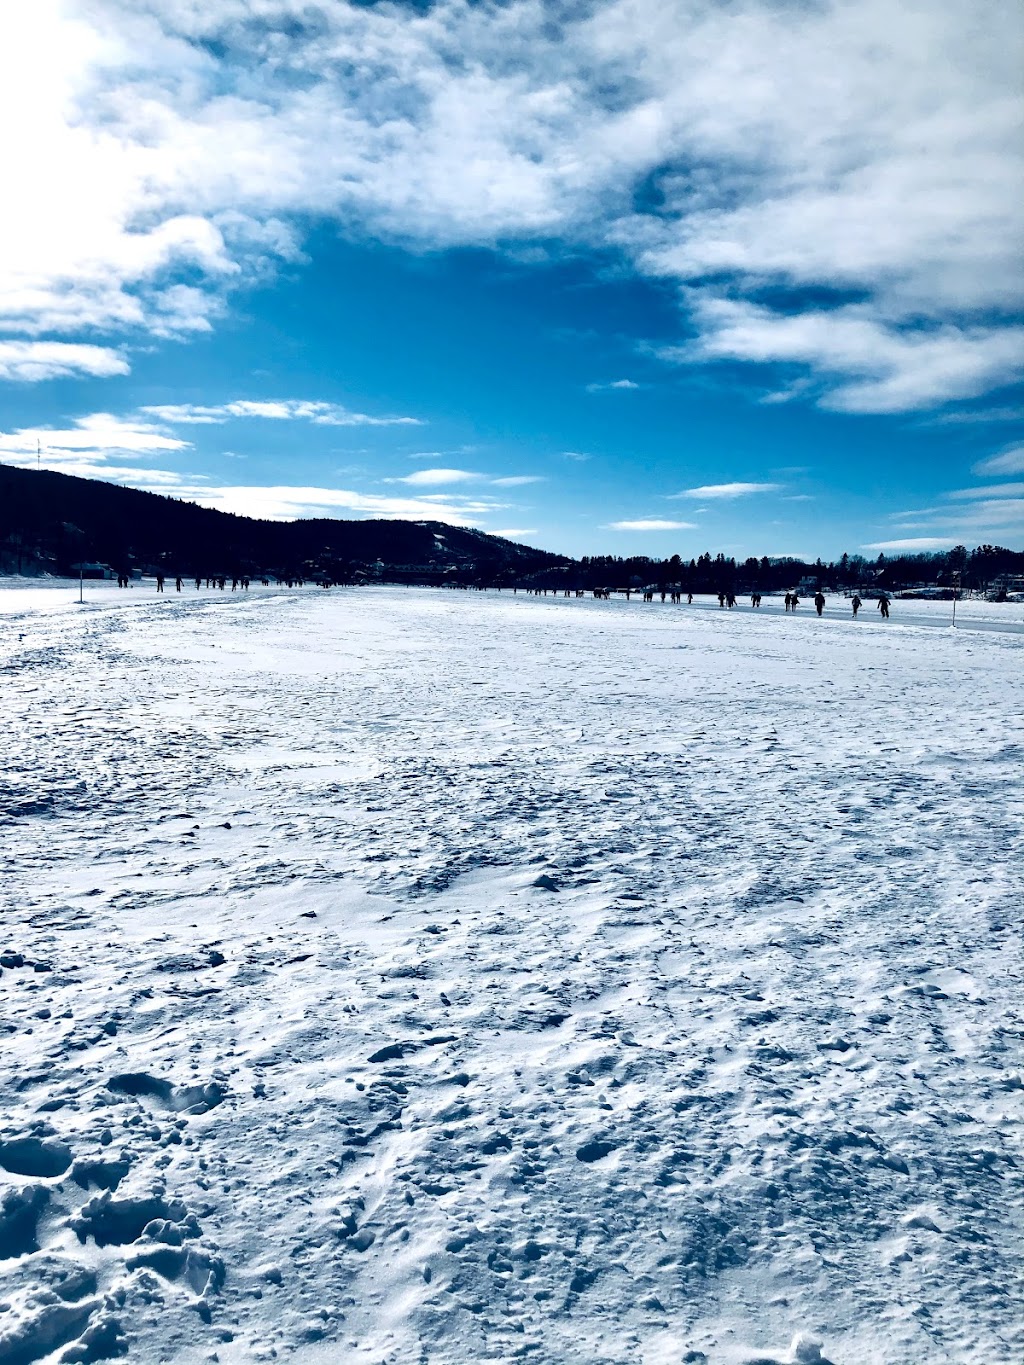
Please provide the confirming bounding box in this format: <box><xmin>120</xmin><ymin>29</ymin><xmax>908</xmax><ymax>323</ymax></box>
<box><xmin>1</xmin><ymin>584</ymin><xmax>1022</xmax><ymax>1364</ymax></box>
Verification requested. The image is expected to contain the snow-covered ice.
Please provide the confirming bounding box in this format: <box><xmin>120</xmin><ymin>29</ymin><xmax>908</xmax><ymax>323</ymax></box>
<box><xmin>1</xmin><ymin>584</ymin><xmax>1022</xmax><ymax>1365</ymax></box>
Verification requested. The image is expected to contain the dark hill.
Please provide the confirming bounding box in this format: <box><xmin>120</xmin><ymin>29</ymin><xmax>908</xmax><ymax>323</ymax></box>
<box><xmin>0</xmin><ymin>463</ymin><xmax>568</xmax><ymax>583</ymax></box>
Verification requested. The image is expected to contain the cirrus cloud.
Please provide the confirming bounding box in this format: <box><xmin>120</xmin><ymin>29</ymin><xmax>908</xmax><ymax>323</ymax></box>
<box><xmin>392</xmin><ymin>468</ymin><xmax>483</xmax><ymax>487</ymax></box>
<box><xmin>972</xmin><ymin>446</ymin><xmax>1024</xmax><ymax>477</ymax></box>
<box><xmin>608</xmin><ymin>518</ymin><xmax>697</xmax><ymax>531</ymax></box>
<box><xmin>140</xmin><ymin>400</ymin><xmax>421</xmax><ymax>426</ymax></box>
<box><xmin>672</xmin><ymin>482</ymin><xmax>781</xmax><ymax>500</ymax></box>
<box><xmin>863</xmin><ymin>537</ymin><xmax>960</xmax><ymax>552</ymax></box>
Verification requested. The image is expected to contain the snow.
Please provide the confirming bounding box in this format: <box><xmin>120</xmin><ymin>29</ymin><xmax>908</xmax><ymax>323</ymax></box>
<box><xmin>1</xmin><ymin>582</ymin><xmax>1022</xmax><ymax>1365</ymax></box>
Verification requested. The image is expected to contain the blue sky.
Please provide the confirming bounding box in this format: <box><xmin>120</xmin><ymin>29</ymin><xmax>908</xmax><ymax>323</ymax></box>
<box><xmin>1</xmin><ymin>0</ymin><xmax>1022</xmax><ymax>559</ymax></box>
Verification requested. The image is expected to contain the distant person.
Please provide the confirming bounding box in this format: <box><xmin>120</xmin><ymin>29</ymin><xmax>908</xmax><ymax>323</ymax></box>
<box><xmin>195</xmin><ymin>576</ymin><xmax>201</xmax><ymax>590</ymax></box>
<box><xmin>718</xmin><ymin>591</ymin><xmax>726</xmax><ymax>608</ymax></box>
<box><xmin>726</xmin><ymin>591</ymin><xmax>736</xmax><ymax>608</ymax></box>
<box><xmin>156</xmin><ymin>574</ymin><xmax>165</xmax><ymax>593</ymax></box>
<box><xmin>791</xmin><ymin>593</ymin><xmax>800</xmax><ymax>610</ymax></box>
<box><xmin>878</xmin><ymin>595</ymin><xmax>890</xmax><ymax>619</ymax></box>
<box><xmin>851</xmin><ymin>594</ymin><xmax>862</xmax><ymax>617</ymax></box>
<box><xmin>814</xmin><ymin>591</ymin><xmax>825</xmax><ymax>616</ymax></box>
<box><xmin>784</xmin><ymin>593</ymin><xmax>792</xmax><ymax>612</ymax></box>
<box><xmin>175</xmin><ymin>576</ymin><xmax>183</xmax><ymax>593</ymax></box>
<box><xmin>687</xmin><ymin>592</ymin><xmax>693</xmax><ymax>604</ymax></box>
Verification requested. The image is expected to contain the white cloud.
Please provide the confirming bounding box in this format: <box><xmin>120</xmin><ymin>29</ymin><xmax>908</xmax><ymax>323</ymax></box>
<box><xmin>1</xmin><ymin>0</ymin><xmax>1020</xmax><ymax>411</ymax></box>
<box><xmin>390</xmin><ymin>469</ymin><xmax>545</xmax><ymax>487</ymax></box>
<box><xmin>935</xmin><ymin>407</ymin><xmax>1024</xmax><ymax>426</ymax></box>
<box><xmin>0</xmin><ymin>341</ymin><xmax>128</xmax><ymax>382</ymax></box>
<box><xmin>173</xmin><ymin>485</ymin><xmax>496</xmax><ymax>526</ymax></box>
<box><xmin>0</xmin><ymin>457</ymin><xmax>192</xmax><ymax>486</ymax></box>
<box><xmin>0</xmin><ymin>412</ymin><xmax>188</xmax><ymax>457</ymax></box>
<box><xmin>392</xmin><ymin>468</ymin><xmax>483</xmax><ymax>487</ymax></box>
<box><xmin>667</xmin><ymin>300</ymin><xmax>1024</xmax><ymax>413</ymax></box>
<box><xmin>608</xmin><ymin>519</ymin><xmax>697</xmax><ymax>531</ymax></box>
<box><xmin>140</xmin><ymin>400</ymin><xmax>421</xmax><ymax>426</ymax></box>
<box><xmin>586</xmin><ymin>379</ymin><xmax>640</xmax><ymax>393</ymax></box>
<box><xmin>492</xmin><ymin>528</ymin><xmax>539</xmax><ymax>539</ymax></box>
<box><xmin>879</xmin><ymin>493</ymin><xmax>1024</xmax><ymax>540</ymax></box>
<box><xmin>863</xmin><ymin>538</ymin><xmax>960</xmax><ymax>552</ymax></box>
<box><xmin>941</xmin><ymin>499</ymin><xmax>1024</xmax><ymax>528</ymax></box>
<box><xmin>673</xmin><ymin>482</ymin><xmax>781</xmax><ymax>499</ymax></box>
<box><xmin>948</xmin><ymin>482</ymin><xmax>1024</xmax><ymax>500</ymax></box>
<box><xmin>562</xmin><ymin>451</ymin><xmax>591</xmax><ymax>462</ymax></box>
<box><xmin>972</xmin><ymin>446</ymin><xmax>1024</xmax><ymax>476</ymax></box>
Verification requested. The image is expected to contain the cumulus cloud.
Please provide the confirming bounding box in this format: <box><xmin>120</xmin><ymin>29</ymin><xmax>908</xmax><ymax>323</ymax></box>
<box><xmin>608</xmin><ymin>518</ymin><xmax>697</xmax><ymax>531</ymax></box>
<box><xmin>140</xmin><ymin>400</ymin><xmax>421</xmax><ymax>426</ymax></box>
<box><xmin>972</xmin><ymin>446</ymin><xmax>1024</xmax><ymax>476</ymax></box>
<box><xmin>1</xmin><ymin>0</ymin><xmax>1020</xmax><ymax>409</ymax></box>
<box><xmin>673</xmin><ymin>482</ymin><xmax>781</xmax><ymax>499</ymax></box>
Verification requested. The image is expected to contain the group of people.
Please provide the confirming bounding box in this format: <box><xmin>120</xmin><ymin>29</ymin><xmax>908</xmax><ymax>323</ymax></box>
<box><xmin>136</xmin><ymin>574</ymin><xmax>282</xmax><ymax>593</ymax></box>
<box><xmin>128</xmin><ymin>576</ymin><xmax>893</xmax><ymax>618</ymax></box>
<box><xmin>516</xmin><ymin>584</ymin><xmax>889</xmax><ymax>616</ymax></box>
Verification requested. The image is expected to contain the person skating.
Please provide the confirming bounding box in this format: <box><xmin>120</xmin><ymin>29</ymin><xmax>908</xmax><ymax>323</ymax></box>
<box><xmin>814</xmin><ymin>591</ymin><xmax>825</xmax><ymax>616</ymax></box>
<box><xmin>851</xmin><ymin>594</ymin><xmax>862</xmax><ymax>617</ymax></box>
<box><xmin>877</xmin><ymin>595</ymin><xmax>890</xmax><ymax>619</ymax></box>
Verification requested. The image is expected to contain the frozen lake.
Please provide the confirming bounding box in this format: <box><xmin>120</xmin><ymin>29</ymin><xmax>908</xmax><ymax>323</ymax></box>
<box><xmin>2</xmin><ymin>584</ymin><xmax>1022</xmax><ymax>1364</ymax></box>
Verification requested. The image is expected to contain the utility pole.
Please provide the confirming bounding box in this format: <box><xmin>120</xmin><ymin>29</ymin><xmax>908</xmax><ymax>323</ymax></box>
<box><xmin>951</xmin><ymin>570</ymin><xmax>961</xmax><ymax>627</ymax></box>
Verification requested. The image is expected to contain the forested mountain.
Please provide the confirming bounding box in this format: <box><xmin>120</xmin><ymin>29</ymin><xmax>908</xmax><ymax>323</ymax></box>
<box><xmin>2</xmin><ymin>462</ymin><xmax>1021</xmax><ymax>593</ymax></box>
<box><xmin>0</xmin><ymin>464</ymin><xmax>568</xmax><ymax>582</ymax></box>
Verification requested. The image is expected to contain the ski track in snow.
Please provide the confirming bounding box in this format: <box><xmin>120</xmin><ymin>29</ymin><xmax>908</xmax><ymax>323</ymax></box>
<box><xmin>1</xmin><ymin>585</ymin><xmax>1022</xmax><ymax>1365</ymax></box>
